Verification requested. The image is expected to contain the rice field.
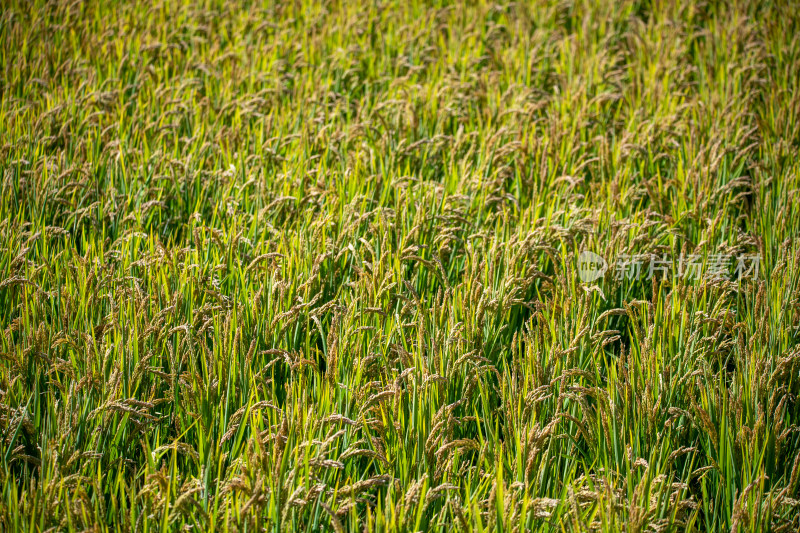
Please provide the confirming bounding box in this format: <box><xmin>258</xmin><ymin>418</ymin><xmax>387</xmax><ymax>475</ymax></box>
<box><xmin>1</xmin><ymin>0</ymin><xmax>800</xmax><ymax>531</ymax></box>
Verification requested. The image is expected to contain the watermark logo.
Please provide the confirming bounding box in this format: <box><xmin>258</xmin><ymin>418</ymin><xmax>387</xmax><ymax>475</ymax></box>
<box><xmin>577</xmin><ymin>251</ymin><xmax>760</xmax><ymax>282</ymax></box>
<box><xmin>578</xmin><ymin>251</ymin><xmax>608</xmax><ymax>282</ymax></box>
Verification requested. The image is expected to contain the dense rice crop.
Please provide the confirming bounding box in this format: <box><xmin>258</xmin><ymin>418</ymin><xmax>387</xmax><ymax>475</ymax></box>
<box><xmin>2</xmin><ymin>0</ymin><xmax>800</xmax><ymax>531</ymax></box>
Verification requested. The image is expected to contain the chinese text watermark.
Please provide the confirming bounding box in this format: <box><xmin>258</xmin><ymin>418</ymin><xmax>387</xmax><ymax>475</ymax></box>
<box><xmin>578</xmin><ymin>252</ymin><xmax>760</xmax><ymax>282</ymax></box>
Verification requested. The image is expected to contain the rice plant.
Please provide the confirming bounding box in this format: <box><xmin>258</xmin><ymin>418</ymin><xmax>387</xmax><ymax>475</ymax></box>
<box><xmin>1</xmin><ymin>0</ymin><xmax>799</xmax><ymax>531</ymax></box>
